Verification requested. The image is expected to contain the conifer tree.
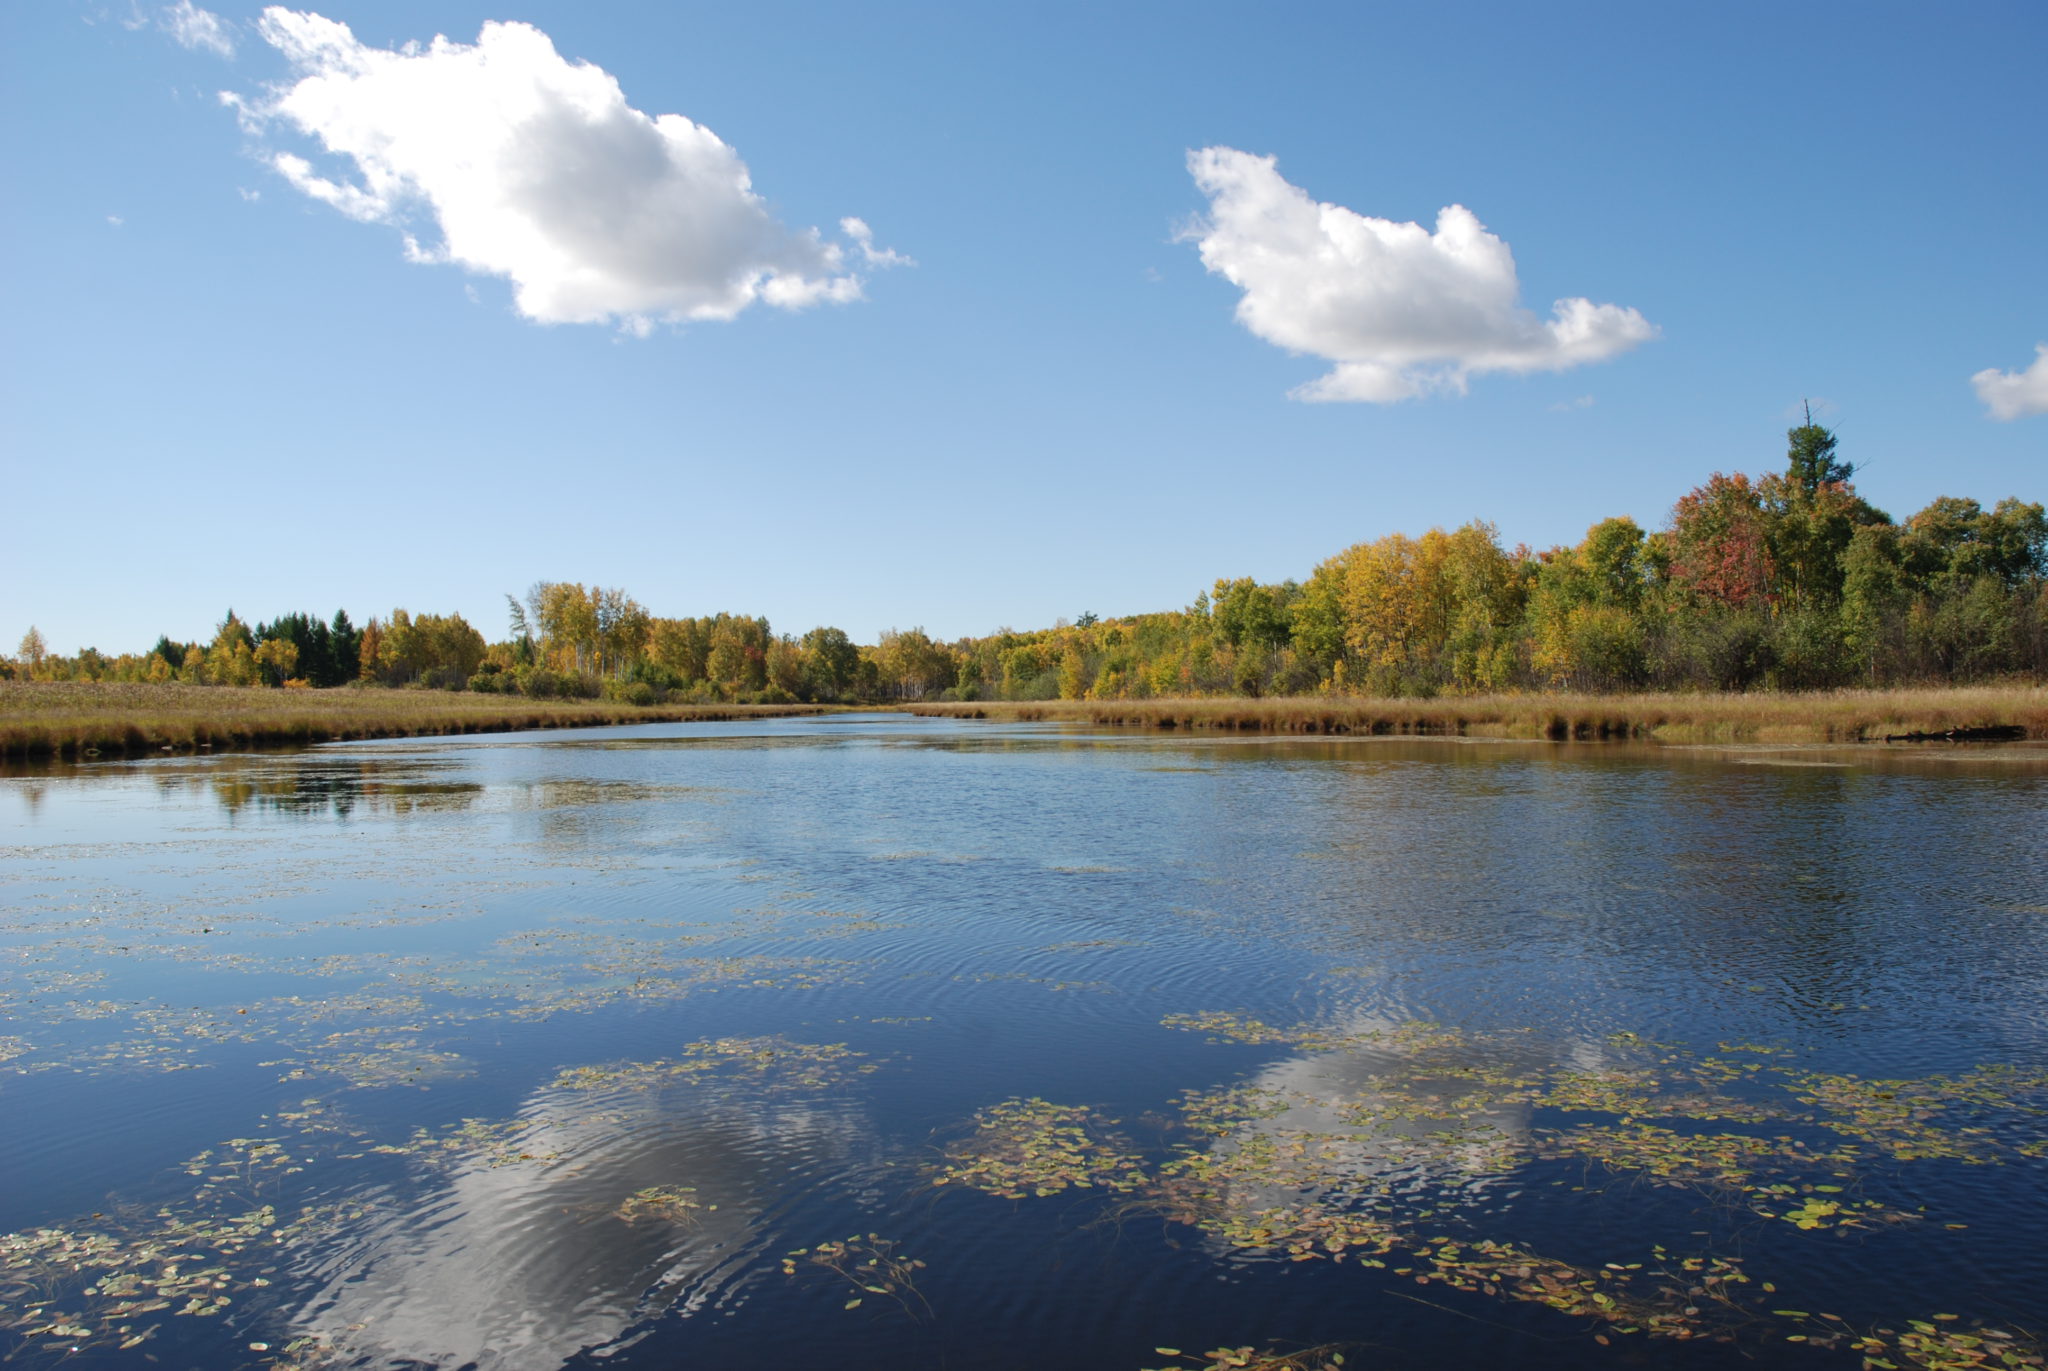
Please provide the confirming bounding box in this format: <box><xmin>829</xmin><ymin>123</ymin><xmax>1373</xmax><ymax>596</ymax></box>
<box><xmin>1786</xmin><ymin>402</ymin><xmax>1852</xmax><ymax>493</ymax></box>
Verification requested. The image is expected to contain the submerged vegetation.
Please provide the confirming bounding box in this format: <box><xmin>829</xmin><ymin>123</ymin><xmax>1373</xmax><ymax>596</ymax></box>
<box><xmin>781</xmin><ymin>1235</ymin><xmax>932</xmax><ymax>1319</ymax></box>
<box><xmin>1143</xmin><ymin>1347</ymin><xmax>1350</xmax><ymax>1371</ymax></box>
<box><xmin>6</xmin><ymin>415</ymin><xmax>2042</xmax><ymax>759</ymax></box>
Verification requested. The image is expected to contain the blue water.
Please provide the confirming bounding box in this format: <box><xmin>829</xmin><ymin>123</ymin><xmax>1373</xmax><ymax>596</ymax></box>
<box><xmin>3</xmin><ymin>715</ymin><xmax>2045</xmax><ymax>1370</ymax></box>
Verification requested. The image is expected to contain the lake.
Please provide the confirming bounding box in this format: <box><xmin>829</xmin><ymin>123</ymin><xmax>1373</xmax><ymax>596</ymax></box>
<box><xmin>4</xmin><ymin>714</ymin><xmax>2046</xmax><ymax>1371</ymax></box>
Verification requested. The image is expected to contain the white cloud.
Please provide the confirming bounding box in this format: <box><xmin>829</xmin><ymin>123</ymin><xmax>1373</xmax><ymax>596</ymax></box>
<box><xmin>840</xmin><ymin>216</ymin><xmax>912</xmax><ymax>269</ymax></box>
<box><xmin>228</xmin><ymin>10</ymin><xmax>900</xmax><ymax>330</ymax></box>
<box><xmin>107</xmin><ymin>214</ymin><xmax>125</xmax><ymax>226</ymax></box>
<box><xmin>1972</xmin><ymin>344</ymin><xmax>2048</xmax><ymax>421</ymax></box>
<box><xmin>1549</xmin><ymin>394</ymin><xmax>1594</xmax><ymax>412</ymax></box>
<box><xmin>162</xmin><ymin>1</ymin><xmax>234</xmax><ymax>58</ymax></box>
<box><xmin>1184</xmin><ymin>147</ymin><xmax>1656</xmax><ymax>403</ymax></box>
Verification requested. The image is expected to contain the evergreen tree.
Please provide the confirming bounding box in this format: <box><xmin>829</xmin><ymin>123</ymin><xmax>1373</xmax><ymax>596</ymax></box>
<box><xmin>1786</xmin><ymin>402</ymin><xmax>1852</xmax><ymax>493</ymax></box>
<box><xmin>330</xmin><ymin>610</ymin><xmax>361</xmax><ymax>682</ymax></box>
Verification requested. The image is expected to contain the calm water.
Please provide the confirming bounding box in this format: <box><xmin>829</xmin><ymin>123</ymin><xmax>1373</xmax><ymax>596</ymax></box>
<box><xmin>3</xmin><ymin>715</ymin><xmax>2046</xmax><ymax>1371</ymax></box>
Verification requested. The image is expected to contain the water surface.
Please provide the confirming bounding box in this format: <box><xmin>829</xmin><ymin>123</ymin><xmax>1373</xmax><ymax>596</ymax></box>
<box><xmin>4</xmin><ymin>715</ymin><xmax>2046</xmax><ymax>1370</ymax></box>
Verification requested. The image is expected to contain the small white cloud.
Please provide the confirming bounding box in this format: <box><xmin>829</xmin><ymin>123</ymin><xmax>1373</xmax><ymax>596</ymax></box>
<box><xmin>228</xmin><ymin>10</ymin><xmax>900</xmax><ymax>332</ymax></box>
<box><xmin>1972</xmin><ymin>344</ymin><xmax>2048</xmax><ymax>421</ymax></box>
<box><xmin>107</xmin><ymin>214</ymin><xmax>125</xmax><ymax>226</ymax></box>
<box><xmin>162</xmin><ymin>0</ymin><xmax>235</xmax><ymax>57</ymax></box>
<box><xmin>1184</xmin><ymin>147</ymin><xmax>1656</xmax><ymax>403</ymax></box>
<box><xmin>840</xmin><ymin>217</ymin><xmax>912</xmax><ymax>269</ymax></box>
<box><xmin>1549</xmin><ymin>394</ymin><xmax>1595</xmax><ymax>412</ymax></box>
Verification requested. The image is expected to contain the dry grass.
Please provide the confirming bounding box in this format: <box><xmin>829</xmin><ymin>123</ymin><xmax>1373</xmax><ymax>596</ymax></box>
<box><xmin>907</xmin><ymin>685</ymin><xmax>2048</xmax><ymax>743</ymax></box>
<box><xmin>0</xmin><ymin>681</ymin><xmax>839</xmax><ymax>762</ymax></box>
<box><xmin>11</xmin><ymin>682</ymin><xmax>2041</xmax><ymax>765</ymax></box>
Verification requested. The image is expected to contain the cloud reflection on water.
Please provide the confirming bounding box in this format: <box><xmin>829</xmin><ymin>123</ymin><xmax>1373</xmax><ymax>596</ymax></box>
<box><xmin>285</xmin><ymin>1082</ymin><xmax>876</xmax><ymax>1370</ymax></box>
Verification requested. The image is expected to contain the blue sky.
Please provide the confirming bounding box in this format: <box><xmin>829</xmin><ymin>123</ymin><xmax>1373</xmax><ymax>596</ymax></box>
<box><xmin>5</xmin><ymin>0</ymin><xmax>2044</xmax><ymax>655</ymax></box>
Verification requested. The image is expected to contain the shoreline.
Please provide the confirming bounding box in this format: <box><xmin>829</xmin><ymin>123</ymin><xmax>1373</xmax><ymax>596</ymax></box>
<box><xmin>4</xmin><ymin>682</ymin><xmax>2044</xmax><ymax>768</ymax></box>
<box><xmin>0</xmin><ymin>681</ymin><xmax>840</xmax><ymax>764</ymax></box>
<box><xmin>906</xmin><ymin>685</ymin><xmax>2048</xmax><ymax>743</ymax></box>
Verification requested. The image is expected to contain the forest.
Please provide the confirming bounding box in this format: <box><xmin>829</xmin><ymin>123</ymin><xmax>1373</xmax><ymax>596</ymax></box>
<box><xmin>9</xmin><ymin>419</ymin><xmax>2044</xmax><ymax>705</ymax></box>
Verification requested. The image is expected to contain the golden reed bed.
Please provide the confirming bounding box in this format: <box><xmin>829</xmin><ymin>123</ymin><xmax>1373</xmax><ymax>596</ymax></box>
<box><xmin>0</xmin><ymin>681</ymin><xmax>836</xmax><ymax>762</ymax></box>
<box><xmin>907</xmin><ymin>686</ymin><xmax>2048</xmax><ymax>743</ymax></box>
<box><xmin>6</xmin><ymin>682</ymin><xmax>2042</xmax><ymax>764</ymax></box>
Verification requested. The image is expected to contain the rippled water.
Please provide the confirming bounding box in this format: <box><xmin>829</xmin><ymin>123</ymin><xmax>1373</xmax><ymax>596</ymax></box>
<box><xmin>3</xmin><ymin>715</ymin><xmax>2046</xmax><ymax>1370</ymax></box>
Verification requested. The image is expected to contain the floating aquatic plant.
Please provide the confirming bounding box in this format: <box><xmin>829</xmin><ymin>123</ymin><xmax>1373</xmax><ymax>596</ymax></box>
<box><xmin>373</xmin><ymin>1116</ymin><xmax>564</xmax><ymax>1169</ymax></box>
<box><xmin>1142</xmin><ymin>1345</ymin><xmax>1348</xmax><ymax>1371</ymax></box>
<box><xmin>546</xmin><ymin>1037</ymin><xmax>875</xmax><ymax>1095</ymax></box>
<box><xmin>780</xmin><ymin>1234</ymin><xmax>931</xmax><ymax>1319</ymax></box>
<box><xmin>614</xmin><ymin>1186</ymin><xmax>706</xmax><ymax>1226</ymax></box>
<box><xmin>931</xmin><ymin>1098</ymin><xmax>1148</xmax><ymax>1200</ymax></box>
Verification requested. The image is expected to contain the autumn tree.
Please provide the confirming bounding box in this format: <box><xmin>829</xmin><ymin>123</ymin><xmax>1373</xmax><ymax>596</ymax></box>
<box><xmin>357</xmin><ymin>619</ymin><xmax>384</xmax><ymax>681</ymax></box>
<box><xmin>204</xmin><ymin>613</ymin><xmax>259</xmax><ymax>686</ymax></box>
<box><xmin>766</xmin><ymin>636</ymin><xmax>807</xmax><ymax>699</ymax></box>
<box><xmin>1335</xmin><ymin>533</ymin><xmax>1422</xmax><ymax>690</ymax></box>
<box><xmin>16</xmin><ymin>626</ymin><xmax>48</xmax><ymax>674</ymax></box>
<box><xmin>1902</xmin><ymin>497</ymin><xmax>2048</xmax><ymax>592</ymax></box>
<box><xmin>1669</xmin><ymin>474</ymin><xmax>1775</xmax><ymax>609</ymax></box>
<box><xmin>1431</xmin><ymin>522</ymin><xmax>1526</xmax><ymax>690</ymax></box>
<box><xmin>801</xmin><ymin>626</ymin><xmax>860</xmax><ymax>700</ymax></box>
<box><xmin>594</xmin><ymin>587</ymin><xmax>650</xmax><ymax>678</ymax></box>
<box><xmin>706</xmin><ymin>614</ymin><xmax>770</xmax><ymax>695</ymax></box>
<box><xmin>1211</xmin><ymin>578</ymin><xmax>1292</xmax><ymax>652</ymax></box>
<box><xmin>253</xmin><ymin>637</ymin><xmax>300</xmax><ymax>687</ymax></box>
<box><xmin>530</xmin><ymin>582</ymin><xmax>599</xmax><ymax>674</ymax></box>
<box><xmin>1529</xmin><ymin>520</ymin><xmax>1652</xmax><ymax>689</ymax></box>
<box><xmin>649</xmin><ymin>617</ymin><xmax>712</xmax><ymax>685</ymax></box>
<box><xmin>1841</xmin><ymin>524</ymin><xmax>1905</xmax><ymax>678</ymax></box>
<box><xmin>874</xmin><ymin>627</ymin><xmax>955</xmax><ymax>701</ymax></box>
<box><xmin>1289</xmin><ymin>561</ymin><xmax>1348</xmax><ymax>682</ymax></box>
<box><xmin>373</xmin><ymin>611</ymin><xmax>486</xmax><ymax>686</ymax></box>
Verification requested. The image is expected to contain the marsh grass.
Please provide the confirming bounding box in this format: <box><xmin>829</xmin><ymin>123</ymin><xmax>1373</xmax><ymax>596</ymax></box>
<box><xmin>0</xmin><ymin>681</ymin><xmax>839</xmax><ymax>762</ymax></box>
<box><xmin>14</xmin><ymin>682</ymin><xmax>2043</xmax><ymax>764</ymax></box>
<box><xmin>909</xmin><ymin>685</ymin><xmax>2048</xmax><ymax>744</ymax></box>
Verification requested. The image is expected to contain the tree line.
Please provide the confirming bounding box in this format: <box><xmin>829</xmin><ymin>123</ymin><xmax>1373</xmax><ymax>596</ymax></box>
<box><xmin>9</xmin><ymin>418</ymin><xmax>2042</xmax><ymax>701</ymax></box>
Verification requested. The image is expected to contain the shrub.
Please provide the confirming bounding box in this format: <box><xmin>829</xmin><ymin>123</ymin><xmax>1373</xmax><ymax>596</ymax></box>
<box><xmin>1770</xmin><ymin>609</ymin><xmax>1848</xmax><ymax>690</ymax></box>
